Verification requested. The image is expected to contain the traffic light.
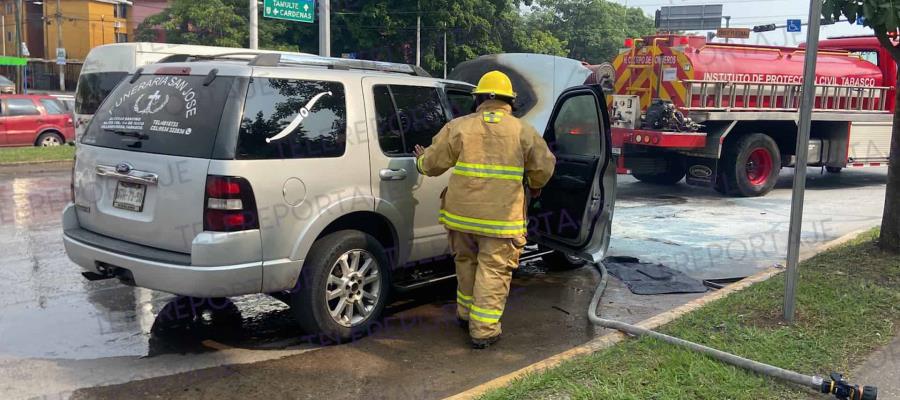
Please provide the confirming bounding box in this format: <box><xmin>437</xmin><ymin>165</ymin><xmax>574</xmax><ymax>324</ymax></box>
<box><xmin>753</xmin><ymin>24</ymin><xmax>777</xmax><ymax>32</ymax></box>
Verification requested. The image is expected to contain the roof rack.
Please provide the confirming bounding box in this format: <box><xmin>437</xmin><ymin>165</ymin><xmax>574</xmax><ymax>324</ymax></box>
<box><xmin>249</xmin><ymin>53</ymin><xmax>431</xmax><ymax>77</ymax></box>
<box><xmin>157</xmin><ymin>52</ymin><xmax>271</xmax><ymax>63</ymax></box>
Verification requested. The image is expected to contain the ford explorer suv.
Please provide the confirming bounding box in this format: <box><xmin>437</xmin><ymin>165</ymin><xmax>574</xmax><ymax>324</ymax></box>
<box><xmin>63</xmin><ymin>53</ymin><xmax>616</xmax><ymax>341</ymax></box>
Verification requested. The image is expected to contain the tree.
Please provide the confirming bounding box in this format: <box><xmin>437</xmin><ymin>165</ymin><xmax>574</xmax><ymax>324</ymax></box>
<box><xmin>135</xmin><ymin>0</ymin><xmax>292</xmax><ymax>49</ymax></box>
<box><xmin>526</xmin><ymin>0</ymin><xmax>655</xmax><ymax>63</ymax></box>
<box><xmin>823</xmin><ymin>0</ymin><xmax>900</xmax><ymax>252</ymax></box>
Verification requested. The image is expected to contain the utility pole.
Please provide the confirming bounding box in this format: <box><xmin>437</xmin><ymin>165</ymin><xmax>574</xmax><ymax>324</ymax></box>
<box><xmin>14</xmin><ymin>0</ymin><xmax>23</xmax><ymax>93</ymax></box>
<box><xmin>318</xmin><ymin>0</ymin><xmax>330</xmax><ymax>57</ymax></box>
<box><xmin>248</xmin><ymin>0</ymin><xmax>258</xmax><ymax>49</ymax></box>
<box><xmin>415</xmin><ymin>1</ymin><xmax>421</xmax><ymax>67</ymax></box>
<box><xmin>55</xmin><ymin>0</ymin><xmax>64</xmax><ymax>91</ymax></box>
<box><xmin>442</xmin><ymin>30</ymin><xmax>447</xmax><ymax>78</ymax></box>
<box><xmin>783</xmin><ymin>0</ymin><xmax>823</xmax><ymax>323</ymax></box>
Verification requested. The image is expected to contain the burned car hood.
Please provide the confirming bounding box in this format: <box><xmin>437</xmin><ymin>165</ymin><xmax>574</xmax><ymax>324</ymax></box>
<box><xmin>449</xmin><ymin>53</ymin><xmax>593</xmax><ymax>134</ymax></box>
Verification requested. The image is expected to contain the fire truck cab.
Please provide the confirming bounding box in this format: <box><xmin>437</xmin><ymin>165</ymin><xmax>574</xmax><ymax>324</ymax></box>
<box><xmin>610</xmin><ymin>34</ymin><xmax>895</xmax><ymax>197</ymax></box>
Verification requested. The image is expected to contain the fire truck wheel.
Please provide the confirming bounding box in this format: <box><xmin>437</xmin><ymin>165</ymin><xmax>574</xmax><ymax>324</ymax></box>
<box><xmin>719</xmin><ymin>133</ymin><xmax>781</xmax><ymax>197</ymax></box>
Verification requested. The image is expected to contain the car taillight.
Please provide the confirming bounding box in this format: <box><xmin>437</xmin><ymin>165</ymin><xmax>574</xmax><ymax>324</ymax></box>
<box><xmin>203</xmin><ymin>175</ymin><xmax>259</xmax><ymax>232</ymax></box>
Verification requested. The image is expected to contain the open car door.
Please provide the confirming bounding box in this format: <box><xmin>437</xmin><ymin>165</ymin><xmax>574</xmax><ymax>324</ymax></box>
<box><xmin>529</xmin><ymin>85</ymin><xmax>616</xmax><ymax>263</ymax></box>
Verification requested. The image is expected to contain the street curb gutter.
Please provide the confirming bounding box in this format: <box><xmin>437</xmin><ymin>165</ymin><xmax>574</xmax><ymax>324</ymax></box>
<box><xmin>444</xmin><ymin>227</ymin><xmax>874</xmax><ymax>400</ymax></box>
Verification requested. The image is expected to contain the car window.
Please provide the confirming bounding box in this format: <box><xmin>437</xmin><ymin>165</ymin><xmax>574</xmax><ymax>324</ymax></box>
<box><xmin>0</xmin><ymin>76</ymin><xmax>13</xmax><ymax>85</ymax></box>
<box><xmin>6</xmin><ymin>98</ymin><xmax>40</xmax><ymax>116</ymax></box>
<box><xmin>236</xmin><ymin>78</ymin><xmax>347</xmax><ymax>159</ymax></box>
<box><xmin>40</xmin><ymin>99</ymin><xmax>66</xmax><ymax>115</ymax></box>
<box><xmin>81</xmin><ymin>74</ymin><xmax>238</xmax><ymax>159</ymax></box>
<box><xmin>373</xmin><ymin>85</ymin><xmax>405</xmax><ymax>156</ymax></box>
<box><xmin>552</xmin><ymin>93</ymin><xmax>603</xmax><ymax>156</ymax></box>
<box><xmin>373</xmin><ymin>84</ymin><xmax>447</xmax><ymax>156</ymax></box>
<box><xmin>446</xmin><ymin>90</ymin><xmax>475</xmax><ymax>118</ymax></box>
<box><xmin>75</xmin><ymin>72</ymin><xmax>129</xmax><ymax>115</ymax></box>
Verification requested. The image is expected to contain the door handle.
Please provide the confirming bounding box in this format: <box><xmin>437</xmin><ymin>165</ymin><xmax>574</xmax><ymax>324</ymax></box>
<box><xmin>379</xmin><ymin>168</ymin><xmax>408</xmax><ymax>181</ymax></box>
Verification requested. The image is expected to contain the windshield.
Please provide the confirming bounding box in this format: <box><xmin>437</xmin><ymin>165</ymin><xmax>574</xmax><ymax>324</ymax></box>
<box><xmin>81</xmin><ymin>74</ymin><xmax>238</xmax><ymax>158</ymax></box>
<box><xmin>75</xmin><ymin>72</ymin><xmax>129</xmax><ymax>114</ymax></box>
<box><xmin>0</xmin><ymin>75</ymin><xmax>13</xmax><ymax>86</ymax></box>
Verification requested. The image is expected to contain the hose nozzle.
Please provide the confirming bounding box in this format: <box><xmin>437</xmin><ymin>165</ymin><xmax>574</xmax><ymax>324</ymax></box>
<box><xmin>821</xmin><ymin>373</ymin><xmax>877</xmax><ymax>400</ymax></box>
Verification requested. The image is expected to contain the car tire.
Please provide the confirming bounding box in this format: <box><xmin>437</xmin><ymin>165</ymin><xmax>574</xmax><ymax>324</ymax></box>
<box><xmin>36</xmin><ymin>131</ymin><xmax>64</xmax><ymax>147</ymax></box>
<box><xmin>826</xmin><ymin>166</ymin><xmax>843</xmax><ymax>173</ymax></box>
<box><xmin>540</xmin><ymin>247</ymin><xmax>587</xmax><ymax>271</ymax></box>
<box><xmin>632</xmin><ymin>155</ymin><xmax>686</xmax><ymax>185</ymax></box>
<box><xmin>291</xmin><ymin>230</ymin><xmax>391</xmax><ymax>344</ymax></box>
<box><xmin>717</xmin><ymin>133</ymin><xmax>781</xmax><ymax>197</ymax></box>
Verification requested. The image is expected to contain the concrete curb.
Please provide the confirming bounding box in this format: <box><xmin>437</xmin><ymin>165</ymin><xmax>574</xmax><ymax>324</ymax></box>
<box><xmin>0</xmin><ymin>160</ymin><xmax>73</xmax><ymax>174</ymax></box>
<box><xmin>444</xmin><ymin>227</ymin><xmax>875</xmax><ymax>400</ymax></box>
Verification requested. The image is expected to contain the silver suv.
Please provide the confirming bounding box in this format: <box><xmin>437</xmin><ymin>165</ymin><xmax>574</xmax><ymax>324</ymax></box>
<box><xmin>63</xmin><ymin>53</ymin><xmax>616</xmax><ymax>341</ymax></box>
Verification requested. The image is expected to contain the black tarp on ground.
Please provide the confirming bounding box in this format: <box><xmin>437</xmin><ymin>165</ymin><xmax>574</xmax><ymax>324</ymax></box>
<box><xmin>603</xmin><ymin>256</ymin><xmax>708</xmax><ymax>295</ymax></box>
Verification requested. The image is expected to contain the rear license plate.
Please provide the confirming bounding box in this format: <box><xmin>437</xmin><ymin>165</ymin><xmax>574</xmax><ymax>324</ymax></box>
<box><xmin>113</xmin><ymin>181</ymin><xmax>146</xmax><ymax>212</ymax></box>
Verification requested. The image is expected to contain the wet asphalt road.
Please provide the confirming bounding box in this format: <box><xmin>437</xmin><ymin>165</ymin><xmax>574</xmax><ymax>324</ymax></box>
<box><xmin>0</xmin><ymin>166</ymin><xmax>888</xmax><ymax>399</ymax></box>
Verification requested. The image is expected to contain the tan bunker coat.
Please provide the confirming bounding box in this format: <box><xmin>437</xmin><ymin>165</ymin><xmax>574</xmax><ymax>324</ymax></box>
<box><xmin>417</xmin><ymin>100</ymin><xmax>556</xmax><ymax>339</ymax></box>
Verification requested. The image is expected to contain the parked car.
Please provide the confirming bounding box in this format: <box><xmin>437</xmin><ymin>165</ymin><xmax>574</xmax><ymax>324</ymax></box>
<box><xmin>0</xmin><ymin>75</ymin><xmax>15</xmax><ymax>94</ymax></box>
<box><xmin>0</xmin><ymin>94</ymin><xmax>74</xmax><ymax>146</ymax></box>
<box><xmin>63</xmin><ymin>54</ymin><xmax>616</xmax><ymax>341</ymax></box>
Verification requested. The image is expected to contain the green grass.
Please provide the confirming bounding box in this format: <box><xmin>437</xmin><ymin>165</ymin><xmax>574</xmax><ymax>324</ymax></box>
<box><xmin>483</xmin><ymin>228</ymin><xmax>900</xmax><ymax>400</ymax></box>
<box><xmin>0</xmin><ymin>145</ymin><xmax>75</xmax><ymax>164</ymax></box>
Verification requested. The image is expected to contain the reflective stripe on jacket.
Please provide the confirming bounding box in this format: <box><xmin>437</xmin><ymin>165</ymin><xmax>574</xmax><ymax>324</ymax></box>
<box><xmin>416</xmin><ymin>100</ymin><xmax>556</xmax><ymax>238</ymax></box>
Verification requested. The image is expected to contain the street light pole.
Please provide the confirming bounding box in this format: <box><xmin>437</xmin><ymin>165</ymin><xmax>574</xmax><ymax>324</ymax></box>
<box><xmin>249</xmin><ymin>0</ymin><xmax>258</xmax><ymax>49</ymax></box>
<box><xmin>783</xmin><ymin>0</ymin><xmax>824</xmax><ymax>323</ymax></box>
<box><xmin>415</xmin><ymin>1</ymin><xmax>421</xmax><ymax>67</ymax></box>
<box><xmin>56</xmin><ymin>0</ymin><xmax>64</xmax><ymax>91</ymax></box>
<box><xmin>318</xmin><ymin>0</ymin><xmax>330</xmax><ymax>57</ymax></box>
<box><xmin>14</xmin><ymin>0</ymin><xmax>22</xmax><ymax>93</ymax></box>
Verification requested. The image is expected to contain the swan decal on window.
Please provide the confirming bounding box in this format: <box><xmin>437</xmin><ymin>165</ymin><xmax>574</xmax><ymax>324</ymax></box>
<box><xmin>265</xmin><ymin>91</ymin><xmax>333</xmax><ymax>143</ymax></box>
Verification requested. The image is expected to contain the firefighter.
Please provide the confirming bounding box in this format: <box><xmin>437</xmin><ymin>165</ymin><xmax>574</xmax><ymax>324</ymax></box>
<box><xmin>413</xmin><ymin>70</ymin><xmax>556</xmax><ymax>349</ymax></box>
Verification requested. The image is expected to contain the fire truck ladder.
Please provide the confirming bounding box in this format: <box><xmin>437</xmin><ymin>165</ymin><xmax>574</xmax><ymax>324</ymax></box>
<box><xmin>683</xmin><ymin>80</ymin><xmax>891</xmax><ymax>113</ymax></box>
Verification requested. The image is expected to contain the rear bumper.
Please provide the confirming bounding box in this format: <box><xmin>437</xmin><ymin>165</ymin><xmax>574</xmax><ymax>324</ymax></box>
<box><xmin>62</xmin><ymin>204</ymin><xmax>301</xmax><ymax>297</ymax></box>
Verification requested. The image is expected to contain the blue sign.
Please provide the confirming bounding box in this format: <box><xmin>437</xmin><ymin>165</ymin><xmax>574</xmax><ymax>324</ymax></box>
<box><xmin>787</xmin><ymin>19</ymin><xmax>802</xmax><ymax>32</ymax></box>
<box><xmin>857</xmin><ymin>16</ymin><xmax>866</xmax><ymax>25</ymax></box>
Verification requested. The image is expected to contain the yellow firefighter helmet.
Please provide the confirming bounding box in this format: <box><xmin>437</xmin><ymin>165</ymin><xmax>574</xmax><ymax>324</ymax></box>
<box><xmin>473</xmin><ymin>70</ymin><xmax>517</xmax><ymax>99</ymax></box>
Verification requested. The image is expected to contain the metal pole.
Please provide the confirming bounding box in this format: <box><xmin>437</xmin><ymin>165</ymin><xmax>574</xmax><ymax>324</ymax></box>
<box><xmin>14</xmin><ymin>0</ymin><xmax>22</xmax><ymax>93</ymax></box>
<box><xmin>725</xmin><ymin>16</ymin><xmax>731</xmax><ymax>44</ymax></box>
<box><xmin>248</xmin><ymin>0</ymin><xmax>258</xmax><ymax>49</ymax></box>
<box><xmin>56</xmin><ymin>0</ymin><xmax>64</xmax><ymax>91</ymax></box>
<box><xmin>318</xmin><ymin>0</ymin><xmax>330</xmax><ymax>57</ymax></box>
<box><xmin>2</xmin><ymin>16</ymin><xmax>6</xmax><ymax>56</ymax></box>
<box><xmin>783</xmin><ymin>0</ymin><xmax>823</xmax><ymax>323</ymax></box>
<box><xmin>443</xmin><ymin>31</ymin><xmax>447</xmax><ymax>79</ymax></box>
<box><xmin>415</xmin><ymin>1</ymin><xmax>421</xmax><ymax>67</ymax></box>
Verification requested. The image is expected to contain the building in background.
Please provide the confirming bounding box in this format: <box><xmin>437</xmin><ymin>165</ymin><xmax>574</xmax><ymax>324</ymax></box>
<box><xmin>0</xmin><ymin>0</ymin><xmax>133</xmax><ymax>61</ymax></box>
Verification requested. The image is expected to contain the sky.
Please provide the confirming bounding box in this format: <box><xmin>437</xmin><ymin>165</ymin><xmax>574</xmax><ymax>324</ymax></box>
<box><xmin>612</xmin><ymin>0</ymin><xmax>875</xmax><ymax>46</ymax></box>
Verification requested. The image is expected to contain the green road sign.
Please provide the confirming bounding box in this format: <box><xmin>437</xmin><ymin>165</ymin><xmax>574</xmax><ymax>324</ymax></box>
<box><xmin>264</xmin><ymin>0</ymin><xmax>315</xmax><ymax>23</ymax></box>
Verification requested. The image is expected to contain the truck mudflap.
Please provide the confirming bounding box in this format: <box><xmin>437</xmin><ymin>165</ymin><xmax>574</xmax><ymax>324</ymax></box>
<box><xmin>684</xmin><ymin>156</ymin><xmax>719</xmax><ymax>187</ymax></box>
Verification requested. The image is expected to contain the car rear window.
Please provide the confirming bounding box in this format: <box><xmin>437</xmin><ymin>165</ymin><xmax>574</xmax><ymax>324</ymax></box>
<box><xmin>81</xmin><ymin>74</ymin><xmax>237</xmax><ymax>158</ymax></box>
<box><xmin>40</xmin><ymin>98</ymin><xmax>66</xmax><ymax>115</ymax></box>
<box><xmin>75</xmin><ymin>72</ymin><xmax>129</xmax><ymax>114</ymax></box>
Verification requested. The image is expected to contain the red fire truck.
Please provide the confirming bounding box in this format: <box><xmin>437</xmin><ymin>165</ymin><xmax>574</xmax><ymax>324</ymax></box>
<box><xmin>608</xmin><ymin>34</ymin><xmax>895</xmax><ymax>197</ymax></box>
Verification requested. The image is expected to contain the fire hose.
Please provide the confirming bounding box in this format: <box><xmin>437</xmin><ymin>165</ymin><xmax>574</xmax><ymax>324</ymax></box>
<box><xmin>587</xmin><ymin>262</ymin><xmax>878</xmax><ymax>400</ymax></box>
